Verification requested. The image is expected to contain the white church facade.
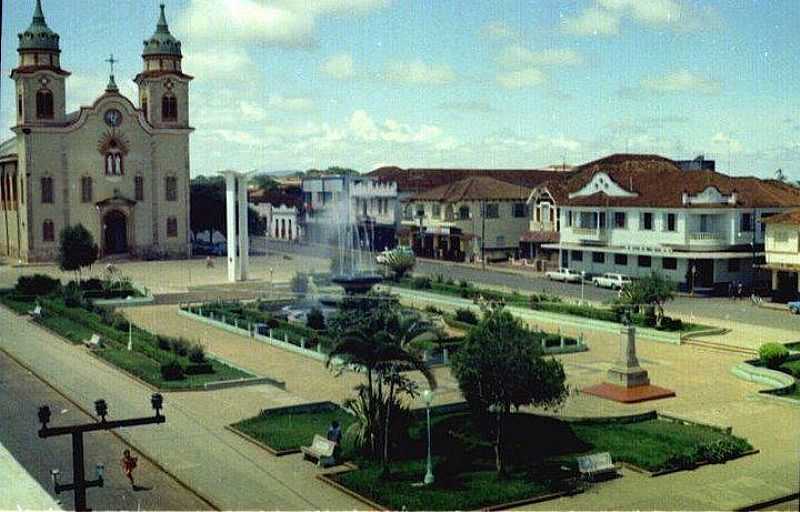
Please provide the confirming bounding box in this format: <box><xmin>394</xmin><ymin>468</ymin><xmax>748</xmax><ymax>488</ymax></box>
<box><xmin>0</xmin><ymin>1</ymin><xmax>193</xmax><ymax>262</ymax></box>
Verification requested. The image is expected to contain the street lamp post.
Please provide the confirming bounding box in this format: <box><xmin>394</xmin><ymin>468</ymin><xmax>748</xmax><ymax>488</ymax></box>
<box><xmin>37</xmin><ymin>394</ymin><xmax>166</xmax><ymax>511</ymax></box>
<box><xmin>423</xmin><ymin>389</ymin><xmax>434</xmax><ymax>485</ymax></box>
<box><xmin>580</xmin><ymin>271</ymin><xmax>586</xmax><ymax>304</ymax></box>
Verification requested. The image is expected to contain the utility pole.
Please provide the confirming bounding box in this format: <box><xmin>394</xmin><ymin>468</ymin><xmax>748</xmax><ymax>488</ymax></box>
<box><xmin>37</xmin><ymin>394</ymin><xmax>166</xmax><ymax>511</ymax></box>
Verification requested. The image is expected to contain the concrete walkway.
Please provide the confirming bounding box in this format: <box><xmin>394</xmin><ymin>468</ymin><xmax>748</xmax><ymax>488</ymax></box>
<box><xmin>0</xmin><ymin>306</ymin><xmax>365</xmax><ymax>511</ymax></box>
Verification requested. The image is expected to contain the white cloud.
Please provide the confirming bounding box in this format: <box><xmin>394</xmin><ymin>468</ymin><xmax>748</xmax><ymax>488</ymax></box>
<box><xmin>711</xmin><ymin>132</ymin><xmax>743</xmax><ymax>153</ymax></box>
<box><xmin>599</xmin><ymin>0</ymin><xmax>681</xmax><ymax>25</ymax></box>
<box><xmin>496</xmin><ymin>45</ymin><xmax>583</xmax><ymax>69</ymax></box>
<box><xmin>562</xmin><ymin>6</ymin><xmax>620</xmax><ymax>36</ymax></box>
<box><xmin>481</xmin><ymin>21</ymin><xmax>517</xmax><ymax>40</ymax></box>
<box><xmin>67</xmin><ymin>73</ymin><xmax>137</xmax><ymax>111</ymax></box>
<box><xmin>496</xmin><ymin>68</ymin><xmax>547</xmax><ymax>89</ymax></box>
<box><xmin>641</xmin><ymin>69</ymin><xmax>721</xmax><ymax>95</ymax></box>
<box><xmin>268</xmin><ymin>94</ymin><xmax>315</xmax><ymax>112</ymax></box>
<box><xmin>177</xmin><ymin>0</ymin><xmax>388</xmax><ymax>49</ymax></box>
<box><xmin>381</xmin><ymin>59</ymin><xmax>456</xmax><ymax>85</ymax></box>
<box><xmin>321</xmin><ymin>53</ymin><xmax>355</xmax><ymax>80</ymax></box>
<box><xmin>183</xmin><ymin>48</ymin><xmax>254</xmax><ymax>80</ymax></box>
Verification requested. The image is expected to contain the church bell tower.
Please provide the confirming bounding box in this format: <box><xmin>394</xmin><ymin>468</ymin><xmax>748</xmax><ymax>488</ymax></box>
<box><xmin>134</xmin><ymin>4</ymin><xmax>192</xmax><ymax>128</ymax></box>
<box><xmin>12</xmin><ymin>0</ymin><xmax>69</xmax><ymax>126</ymax></box>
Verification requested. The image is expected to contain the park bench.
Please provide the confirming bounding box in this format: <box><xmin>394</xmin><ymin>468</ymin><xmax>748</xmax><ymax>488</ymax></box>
<box><xmin>83</xmin><ymin>334</ymin><xmax>102</xmax><ymax>350</ymax></box>
<box><xmin>300</xmin><ymin>434</ymin><xmax>337</xmax><ymax>468</ymax></box>
<box><xmin>576</xmin><ymin>452</ymin><xmax>618</xmax><ymax>481</ymax></box>
<box><xmin>28</xmin><ymin>305</ymin><xmax>42</xmax><ymax>318</ymax></box>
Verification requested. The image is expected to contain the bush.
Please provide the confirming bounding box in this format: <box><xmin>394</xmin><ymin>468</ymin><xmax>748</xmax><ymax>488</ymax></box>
<box><xmin>412</xmin><ymin>276</ymin><xmax>432</xmax><ymax>289</ymax></box>
<box><xmin>188</xmin><ymin>344</ymin><xmax>206</xmax><ymax>363</ymax></box>
<box><xmin>16</xmin><ymin>274</ymin><xmax>61</xmax><ymax>296</ymax></box>
<box><xmin>458</xmin><ymin>279</ymin><xmax>470</xmax><ymax>289</ymax></box>
<box><xmin>80</xmin><ymin>278</ymin><xmax>105</xmax><ymax>291</ymax></box>
<box><xmin>454</xmin><ymin>308</ymin><xmax>478</xmax><ymax>325</ymax></box>
<box><xmin>157</xmin><ymin>335</ymin><xmax>171</xmax><ymax>351</ymax></box>
<box><xmin>434</xmin><ymin>274</ymin><xmax>445</xmax><ymax>283</ymax></box>
<box><xmin>424</xmin><ymin>305</ymin><xmax>443</xmax><ymax>315</ymax></box>
<box><xmin>184</xmin><ymin>363</ymin><xmax>214</xmax><ymax>375</ymax></box>
<box><xmin>759</xmin><ymin>343</ymin><xmax>789</xmax><ymax>369</ymax></box>
<box><xmin>63</xmin><ymin>281</ymin><xmax>84</xmax><ymax>308</ymax></box>
<box><xmin>171</xmin><ymin>338</ymin><xmax>190</xmax><ymax>357</ymax></box>
<box><xmin>291</xmin><ymin>273</ymin><xmax>309</xmax><ymax>296</ymax></box>
<box><xmin>160</xmin><ymin>360</ymin><xmax>185</xmax><ymax>381</ymax></box>
<box><xmin>306</xmin><ymin>307</ymin><xmax>326</xmax><ymax>331</ymax></box>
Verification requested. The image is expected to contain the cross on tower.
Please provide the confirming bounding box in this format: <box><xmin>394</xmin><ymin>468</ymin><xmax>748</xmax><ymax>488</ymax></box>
<box><xmin>105</xmin><ymin>54</ymin><xmax>118</xmax><ymax>77</ymax></box>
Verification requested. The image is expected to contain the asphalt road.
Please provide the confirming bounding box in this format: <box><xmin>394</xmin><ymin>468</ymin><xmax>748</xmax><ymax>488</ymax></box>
<box><xmin>258</xmin><ymin>238</ymin><xmax>800</xmax><ymax>333</ymax></box>
<box><xmin>0</xmin><ymin>351</ymin><xmax>212</xmax><ymax>511</ymax></box>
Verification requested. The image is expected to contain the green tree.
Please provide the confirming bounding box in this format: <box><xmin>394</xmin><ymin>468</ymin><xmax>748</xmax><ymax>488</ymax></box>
<box><xmin>618</xmin><ymin>272</ymin><xmax>675</xmax><ymax>327</ymax></box>
<box><xmin>327</xmin><ymin>296</ymin><xmax>437</xmax><ymax>474</ymax></box>
<box><xmin>251</xmin><ymin>174</ymin><xmax>279</xmax><ymax>191</ymax></box>
<box><xmin>190</xmin><ymin>175</ymin><xmax>265</xmax><ymax>239</ymax></box>
<box><xmin>58</xmin><ymin>224</ymin><xmax>98</xmax><ymax>281</ymax></box>
<box><xmin>383</xmin><ymin>249</ymin><xmax>416</xmax><ymax>280</ymax></box>
<box><xmin>451</xmin><ymin>306</ymin><xmax>568</xmax><ymax>476</ymax></box>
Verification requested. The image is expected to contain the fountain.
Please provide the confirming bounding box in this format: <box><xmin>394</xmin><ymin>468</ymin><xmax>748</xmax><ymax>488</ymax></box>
<box><xmin>329</xmin><ymin>175</ymin><xmax>383</xmax><ymax>295</ymax></box>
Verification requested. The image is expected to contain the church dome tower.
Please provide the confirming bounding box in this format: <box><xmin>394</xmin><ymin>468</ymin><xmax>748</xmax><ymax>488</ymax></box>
<box><xmin>135</xmin><ymin>4</ymin><xmax>192</xmax><ymax>128</ymax></box>
<box><xmin>12</xmin><ymin>0</ymin><xmax>69</xmax><ymax>125</ymax></box>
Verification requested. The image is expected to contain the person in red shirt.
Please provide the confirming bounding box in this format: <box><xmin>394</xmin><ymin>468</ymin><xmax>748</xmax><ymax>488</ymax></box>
<box><xmin>121</xmin><ymin>449</ymin><xmax>138</xmax><ymax>488</ymax></box>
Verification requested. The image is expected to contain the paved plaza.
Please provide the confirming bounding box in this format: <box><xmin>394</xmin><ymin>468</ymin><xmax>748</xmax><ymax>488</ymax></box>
<box><xmin>1</xmin><ymin>257</ymin><xmax>799</xmax><ymax>510</ymax></box>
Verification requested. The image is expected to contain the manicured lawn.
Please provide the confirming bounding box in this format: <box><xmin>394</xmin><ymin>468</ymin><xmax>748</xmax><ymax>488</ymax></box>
<box><xmin>334</xmin><ymin>458</ymin><xmax>552</xmax><ymax>511</ymax></box>
<box><xmin>326</xmin><ymin>411</ymin><xmax>753</xmax><ymax>510</ymax></box>
<box><xmin>232</xmin><ymin>408</ymin><xmax>355</xmax><ymax>451</ymax></box>
<box><xmin>0</xmin><ymin>291</ymin><xmax>253</xmax><ymax>390</ymax></box>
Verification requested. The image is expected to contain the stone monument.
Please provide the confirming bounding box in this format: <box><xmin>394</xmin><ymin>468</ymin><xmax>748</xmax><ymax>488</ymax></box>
<box><xmin>582</xmin><ymin>318</ymin><xmax>675</xmax><ymax>404</ymax></box>
<box><xmin>607</xmin><ymin>324</ymin><xmax>650</xmax><ymax>388</ymax></box>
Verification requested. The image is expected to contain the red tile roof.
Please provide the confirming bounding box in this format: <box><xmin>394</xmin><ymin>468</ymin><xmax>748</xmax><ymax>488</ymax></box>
<box><xmin>408</xmin><ymin>176</ymin><xmax>531</xmax><ymax>202</ymax></box>
<box><xmin>368</xmin><ymin>166</ymin><xmax>571</xmax><ymax>193</ymax></box>
<box><xmin>762</xmin><ymin>208</ymin><xmax>800</xmax><ymax>225</ymax></box>
<box><xmin>555</xmin><ymin>154</ymin><xmax>800</xmax><ymax>209</ymax></box>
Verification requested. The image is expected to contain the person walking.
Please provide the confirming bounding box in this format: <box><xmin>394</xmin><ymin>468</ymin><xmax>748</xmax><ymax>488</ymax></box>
<box><xmin>737</xmin><ymin>281</ymin><xmax>743</xmax><ymax>300</ymax></box>
<box><xmin>121</xmin><ymin>449</ymin><xmax>138</xmax><ymax>489</ymax></box>
<box><xmin>728</xmin><ymin>281</ymin><xmax>734</xmax><ymax>300</ymax></box>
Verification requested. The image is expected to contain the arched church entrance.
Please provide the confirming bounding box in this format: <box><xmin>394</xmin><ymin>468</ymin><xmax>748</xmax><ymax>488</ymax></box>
<box><xmin>103</xmin><ymin>210</ymin><xmax>128</xmax><ymax>254</ymax></box>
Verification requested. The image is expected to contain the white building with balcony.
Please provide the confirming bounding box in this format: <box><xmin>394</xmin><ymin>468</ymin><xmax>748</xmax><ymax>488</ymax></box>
<box><xmin>544</xmin><ymin>154</ymin><xmax>800</xmax><ymax>294</ymax></box>
<box><xmin>763</xmin><ymin>209</ymin><xmax>800</xmax><ymax>301</ymax></box>
<box><xmin>302</xmin><ymin>175</ymin><xmax>399</xmax><ymax>250</ymax></box>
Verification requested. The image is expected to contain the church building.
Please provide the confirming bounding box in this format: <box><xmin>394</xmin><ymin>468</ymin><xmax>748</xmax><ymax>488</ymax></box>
<box><xmin>0</xmin><ymin>1</ymin><xmax>193</xmax><ymax>262</ymax></box>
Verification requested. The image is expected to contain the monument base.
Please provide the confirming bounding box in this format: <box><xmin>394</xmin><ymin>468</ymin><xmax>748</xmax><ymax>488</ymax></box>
<box><xmin>582</xmin><ymin>383</ymin><xmax>676</xmax><ymax>404</ymax></box>
<box><xmin>607</xmin><ymin>366</ymin><xmax>650</xmax><ymax>388</ymax></box>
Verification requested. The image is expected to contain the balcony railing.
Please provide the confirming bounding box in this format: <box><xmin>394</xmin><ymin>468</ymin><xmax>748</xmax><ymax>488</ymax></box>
<box><xmin>689</xmin><ymin>232</ymin><xmax>725</xmax><ymax>241</ymax></box>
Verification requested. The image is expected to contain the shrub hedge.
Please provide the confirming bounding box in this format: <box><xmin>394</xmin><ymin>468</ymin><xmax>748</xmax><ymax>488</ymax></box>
<box><xmin>759</xmin><ymin>343</ymin><xmax>790</xmax><ymax>369</ymax></box>
<box><xmin>16</xmin><ymin>274</ymin><xmax>61</xmax><ymax>296</ymax></box>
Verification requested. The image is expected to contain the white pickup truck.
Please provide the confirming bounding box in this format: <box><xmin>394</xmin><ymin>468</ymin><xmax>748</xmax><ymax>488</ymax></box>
<box><xmin>545</xmin><ymin>268</ymin><xmax>583</xmax><ymax>283</ymax></box>
<box><xmin>592</xmin><ymin>273</ymin><xmax>632</xmax><ymax>290</ymax></box>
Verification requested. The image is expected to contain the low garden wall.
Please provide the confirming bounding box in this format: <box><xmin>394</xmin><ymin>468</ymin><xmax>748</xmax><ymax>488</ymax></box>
<box><xmin>731</xmin><ymin>360</ymin><xmax>797</xmax><ymax>397</ymax></box>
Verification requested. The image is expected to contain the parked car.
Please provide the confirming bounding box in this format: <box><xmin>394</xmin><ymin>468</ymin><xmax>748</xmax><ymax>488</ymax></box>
<box><xmin>592</xmin><ymin>273</ymin><xmax>632</xmax><ymax>290</ymax></box>
<box><xmin>545</xmin><ymin>268</ymin><xmax>583</xmax><ymax>283</ymax></box>
<box><xmin>788</xmin><ymin>301</ymin><xmax>800</xmax><ymax>314</ymax></box>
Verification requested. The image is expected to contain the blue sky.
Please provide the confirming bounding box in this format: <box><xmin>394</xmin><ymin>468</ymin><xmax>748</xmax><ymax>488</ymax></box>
<box><xmin>2</xmin><ymin>0</ymin><xmax>799</xmax><ymax>179</ymax></box>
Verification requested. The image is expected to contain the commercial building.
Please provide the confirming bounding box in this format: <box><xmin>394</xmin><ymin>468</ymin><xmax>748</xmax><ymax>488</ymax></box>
<box><xmin>545</xmin><ymin>154</ymin><xmax>800</xmax><ymax>294</ymax></box>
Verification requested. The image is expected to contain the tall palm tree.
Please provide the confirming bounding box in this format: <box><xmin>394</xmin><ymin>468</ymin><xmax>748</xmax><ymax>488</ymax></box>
<box><xmin>327</xmin><ymin>311</ymin><xmax>438</xmax><ymax>471</ymax></box>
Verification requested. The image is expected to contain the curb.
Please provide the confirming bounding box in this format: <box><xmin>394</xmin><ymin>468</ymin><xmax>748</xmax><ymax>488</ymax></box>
<box><xmin>736</xmin><ymin>492</ymin><xmax>800</xmax><ymax>511</ymax></box>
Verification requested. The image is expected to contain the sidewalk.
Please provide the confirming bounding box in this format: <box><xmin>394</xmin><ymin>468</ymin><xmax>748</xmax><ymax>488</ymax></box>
<box><xmin>0</xmin><ymin>306</ymin><xmax>366</xmax><ymax>510</ymax></box>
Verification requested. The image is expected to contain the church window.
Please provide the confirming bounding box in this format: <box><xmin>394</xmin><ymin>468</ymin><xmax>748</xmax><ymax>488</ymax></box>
<box><xmin>135</xmin><ymin>176</ymin><xmax>144</xmax><ymax>201</ymax></box>
<box><xmin>41</xmin><ymin>176</ymin><xmax>53</xmax><ymax>204</ymax></box>
<box><xmin>162</xmin><ymin>94</ymin><xmax>177</xmax><ymax>121</ymax></box>
<box><xmin>141</xmin><ymin>97</ymin><xmax>148</xmax><ymax>121</ymax></box>
<box><xmin>17</xmin><ymin>95</ymin><xmax>23</xmax><ymax>118</ymax></box>
<box><xmin>104</xmin><ymin>141</ymin><xmax>124</xmax><ymax>176</ymax></box>
<box><xmin>81</xmin><ymin>177</ymin><xmax>93</xmax><ymax>203</ymax></box>
<box><xmin>165</xmin><ymin>176</ymin><xmax>177</xmax><ymax>201</ymax></box>
<box><xmin>166</xmin><ymin>217</ymin><xmax>178</xmax><ymax>237</ymax></box>
<box><xmin>42</xmin><ymin>220</ymin><xmax>55</xmax><ymax>242</ymax></box>
<box><xmin>36</xmin><ymin>89</ymin><xmax>54</xmax><ymax>119</ymax></box>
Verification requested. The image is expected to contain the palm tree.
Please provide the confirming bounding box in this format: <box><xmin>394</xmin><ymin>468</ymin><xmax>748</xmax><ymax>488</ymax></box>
<box><xmin>327</xmin><ymin>311</ymin><xmax>438</xmax><ymax>472</ymax></box>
